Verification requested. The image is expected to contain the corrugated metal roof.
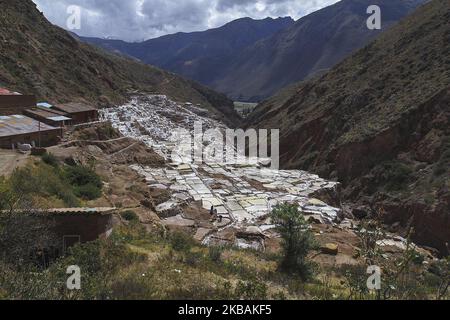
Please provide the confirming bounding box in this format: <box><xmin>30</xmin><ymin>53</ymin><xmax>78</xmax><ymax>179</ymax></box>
<box><xmin>37</xmin><ymin>102</ymin><xmax>53</xmax><ymax>108</ymax></box>
<box><xmin>1</xmin><ymin>207</ymin><xmax>116</xmax><ymax>216</ymax></box>
<box><xmin>0</xmin><ymin>88</ymin><xmax>21</xmax><ymax>95</ymax></box>
<box><xmin>25</xmin><ymin>107</ymin><xmax>71</xmax><ymax>121</ymax></box>
<box><xmin>45</xmin><ymin>207</ymin><xmax>116</xmax><ymax>215</ymax></box>
<box><xmin>0</xmin><ymin>115</ymin><xmax>60</xmax><ymax>137</ymax></box>
<box><xmin>54</xmin><ymin>102</ymin><xmax>97</xmax><ymax>114</ymax></box>
<box><xmin>48</xmin><ymin>116</ymin><xmax>71</xmax><ymax>121</ymax></box>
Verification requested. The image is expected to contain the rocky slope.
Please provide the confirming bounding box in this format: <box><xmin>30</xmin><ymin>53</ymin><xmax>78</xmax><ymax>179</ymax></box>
<box><xmin>215</xmin><ymin>0</ymin><xmax>426</xmax><ymax>101</ymax></box>
<box><xmin>0</xmin><ymin>0</ymin><xmax>240</xmax><ymax>125</ymax></box>
<box><xmin>80</xmin><ymin>17</ymin><xmax>294</xmax><ymax>88</ymax></box>
<box><xmin>248</xmin><ymin>0</ymin><xmax>450</xmax><ymax>254</ymax></box>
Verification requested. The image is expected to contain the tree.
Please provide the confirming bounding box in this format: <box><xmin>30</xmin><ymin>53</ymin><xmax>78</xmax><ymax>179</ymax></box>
<box><xmin>270</xmin><ymin>203</ymin><xmax>316</xmax><ymax>279</ymax></box>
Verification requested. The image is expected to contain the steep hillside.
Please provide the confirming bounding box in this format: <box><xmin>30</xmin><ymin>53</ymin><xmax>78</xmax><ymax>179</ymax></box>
<box><xmin>0</xmin><ymin>0</ymin><xmax>240</xmax><ymax>124</ymax></box>
<box><xmin>80</xmin><ymin>1</ymin><xmax>423</xmax><ymax>102</ymax></box>
<box><xmin>248</xmin><ymin>0</ymin><xmax>450</xmax><ymax>254</ymax></box>
<box><xmin>215</xmin><ymin>0</ymin><xmax>425</xmax><ymax>101</ymax></box>
<box><xmin>80</xmin><ymin>17</ymin><xmax>294</xmax><ymax>90</ymax></box>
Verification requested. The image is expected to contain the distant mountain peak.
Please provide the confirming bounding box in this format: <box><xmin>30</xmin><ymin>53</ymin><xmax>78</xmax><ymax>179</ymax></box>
<box><xmin>80</xmin><ymin>16</ymin><xmax>295</xmax><ymax>87</ymax></box>
<box><xmin>80</xmin><ymin>0</ymin><xmax>425</xmax><ymax>102</ymax></box>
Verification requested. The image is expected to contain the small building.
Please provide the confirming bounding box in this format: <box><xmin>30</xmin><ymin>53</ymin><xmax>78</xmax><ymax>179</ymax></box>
<box><xmin>52</xmin><ymin>102</ymin><xmax>99</xmax><ymax>124</ymax></box>
<box><xmin>0</xmin><ymin>88</ymin><xmax>37</xmax><ymax>116</ymax></box>
<box><xmin>0</xmin><ymin>115</ymin><xmax>62</xmax><ymax>149</ymax></box>
<box><xmin>23</xmin><ymin>107</ymin><xmax>72</xmax><ymax>127</ymax></box>
<box><xmin>44</xmin><ymin>207</ymin><xmax>116</xmax><ymax>251</ymax></box>
<box><xmin>1</xmin><ymin>208</ymin><xmax>116</xmax><ymax>262</ymax></box>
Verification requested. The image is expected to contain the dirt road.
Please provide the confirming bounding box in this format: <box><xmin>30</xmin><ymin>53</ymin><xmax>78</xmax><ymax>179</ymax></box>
<box><xmin>0</xmin><ymin>150</ymin><xmax>30</xmax><ymax>176</ymax></box>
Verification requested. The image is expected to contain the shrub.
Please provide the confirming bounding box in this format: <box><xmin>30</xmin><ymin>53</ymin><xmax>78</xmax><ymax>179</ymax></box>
<box><xmin>169</xmin><ymin>231</ymin><xmax>195</xmax><ymax>252</ymax></box>
<box><xmin>9</xmin><ymin>166</ymin><xmax>43</xmax><ymax>196</ymax></box>
<box><xmin>0</xmin><ymin>177</ymin><xmax>16</xmax><ymax>211</ymax></box>
<box><xmin>64</xmin><ymin>165</ymin><xmax>102</xmax><ymax>189</ymax></box>
<box><xmin>208</xmin><ymin>246</ymin><xmax>223</xmax><ymax>263</ymax></box>
<box><xmin>379</xmin><ymin>161</ymin><xmax>413</xmax><ymax>191</ymax></box>
<box><xmin>121</xmin><ymin>210</ymin><xmax>139</xmax><ymax>222</ymax></box>
<box><xmin>433</xmin><ymin>148</ymin><xmax>450</xmax><ymax>176</ymax></box>
<box><xmin>411</xmin><ymin>251</ymin><xmax>425</xmax><ymax>265</ymax></box>
<box><xmin>97</xmin><ymin>122</ymin><xmax>119</xmax><ymax>140</ymax></box>
<box><xmin>64</xmin><ymin>165</ymin><xmax>102</xmax><ymax>200</ymax></box>
<box><xmin>74</xmin><ymin>183</ymin><xmax>102</xmax><ymax>200</ymax></box>
<box><xmin>185</xmin><ymin>251</ymin><xmax>203</xmax><ymax>266</ymax></box>
<box><xmin>270</xmin><ymin>203</ymin><xmax>316</xmax><ymax>280</ymax></box>
<box><xmin>8</xmin><ymin>163</ymin><xmax>80</xmax><ymax>208</ymax></box>
<box><xmin>41</xmin><ymin>153</ymin><xmax>58</xmax><ymax>167</ymax></box>
<box><xmin>342</xmin><ymin>264</ymin><xmax>371</xmax><ymax>300</ymax></box>
<box><xmin>234</xmin><ymin>277</ymin><xmax>268</xmax><ymax>300</ymax></box>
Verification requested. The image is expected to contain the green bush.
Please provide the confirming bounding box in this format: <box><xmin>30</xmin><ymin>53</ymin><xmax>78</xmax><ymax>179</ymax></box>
<box><xmin>64</xmin><ymin>165</ymin><xmax>102</xmax><ymax>200</ymax></box>
<box><xmin>185</xmin><ymin>251</ymin><xmax>203</xmax><ymax>266</ymax></box>
<box><xmin>208</xmin><ymin>246</ymin><xmax>223</xmax><ymax>263</ymax></box>
<box><xmin>412</xmin><ymin>251</ymin><xmax>425</xmax><ymax>265</ymax></box>
<box><xmin>121</xmin><ymin>210</ymin><xmax>139</xmax><ymax>222</ymax></box>
<box><xmin>234</xmin><ymin>277</ymin><xmax>268</xmax><ymax>300</ymax></box>
<box><xmin>8</xmin><ymin>163</ymin><xmax>80</xmax><ymax>207</ymax></box>
<box><xmin>64</xmin><ymin>165</ymin><xmax>102</xmax><ymax>189</ymax></box>
<box><xmin>433</xmin><ymin>149</ymin><xmax>450</xmax><ymax>176</ymax></box>
<box><xmin>74</xmin><ymin>183</ymin><xmax>102</xmax><ymax>200</ymax></box>
<box><xmin>41</xmin><ymin>153</ymin><xmax>58</xmax><ymax>167</ymax></box>
<box><xmin>342</xmin><ymin>264</ymin><xmax>371</xmax><ymax>300</ymax></box>
<box><xmin>169</xmin><ymin>231</ymin><xmax>195</xmax><ymax>252</ymax></box>
<box><xmin>98</xmin><ymin>122</ymin><xmax>119</xmax><ymax>140</ymax></box>
<box><xmin>379</xmin><ymin>161</ymin><xmax>413</xmax><ymax>191</ymax></box>
<box><xmin>0</xmin><ymin>177</ymin><xmax>16</xmax><ymax>211</ymax></box>
<box><xmin>270</xmin><ymin>203</ymin><xmax>316</xmax><ymax>280</ymax></box>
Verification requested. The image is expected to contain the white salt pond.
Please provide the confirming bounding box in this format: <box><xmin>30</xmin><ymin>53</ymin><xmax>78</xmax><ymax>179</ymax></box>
<box><xmin>101</xmin><ymin>95</ymin><xmax>341</xmax><ymax>248</ymax></box>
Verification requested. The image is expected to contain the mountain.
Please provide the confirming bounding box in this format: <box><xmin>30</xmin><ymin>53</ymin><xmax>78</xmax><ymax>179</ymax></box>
<box><xmin>80</xmin><ymin>17</ymin><xmax>294</xmax><ymax>90</ymax></box>
<box><xmin>0</xmin><ymin>0</ymin><xmax>240</xmax><ymax>124</ymax></box>
<box><xmin>247</xmin><ymin>0</ymin><xmax>450</xmax><ymax>254</ymax></box>
<box><xmin>215</xmin><ymin>0</ymin><xmax>426</xmax><ymax>101</ymax></box>
<box><xmin>80</xmin><ymin>0</ymin><xmax>424</xmax><ymax>102</ymax></box>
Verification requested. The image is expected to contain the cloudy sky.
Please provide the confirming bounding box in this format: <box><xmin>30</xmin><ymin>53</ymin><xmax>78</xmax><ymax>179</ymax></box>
<box><xmin>32</xmin><ymin>0</ymin><xmax>339</xmax><ymax>42</ymax></box>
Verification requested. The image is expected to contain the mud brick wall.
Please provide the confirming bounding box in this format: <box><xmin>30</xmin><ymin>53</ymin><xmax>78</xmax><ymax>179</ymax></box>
<box><xmin>0</xmin><ymin>128</ymin><xmax>62</xmax><ymax>149</ymax></box>
<box><xmin>48</xmin><ymin>214</ymin><xmax>113</xmax><ymax>246</ymax></box>
<box><xmin>0</xmin><ymin>95</ymin><xmax>37</xmax><ymax>115</ymax></box>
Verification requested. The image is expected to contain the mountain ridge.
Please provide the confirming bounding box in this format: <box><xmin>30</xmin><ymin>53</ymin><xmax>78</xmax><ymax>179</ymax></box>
<box><xmin>80</xmin><ymin>0</ymin><xmax>425</xmax><ymax>102</ymax></box>
<box><xmin>248</xmin><ymin>0</ymin><xmax>450</xmax><ymax>254</ymax></box>
<box><xmin>215</xmin><ymin>0</ymin><xmax>426</xmax><ymax>101</ymax></box>
<box><xmin>0</xmin><ymin>0</ymin><xmax>241</xmax><ymax>124</ymax></box>
<box><xmin>80</xmin><ymin>16</ymin><xmax>294</xmax><ymax>89</ymax></box>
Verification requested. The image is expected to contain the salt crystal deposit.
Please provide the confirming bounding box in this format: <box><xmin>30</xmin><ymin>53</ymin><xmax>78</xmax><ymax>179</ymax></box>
<box><xmin>100</xmin><ymin>95</ymin><xmax>342</xmax><ymax>247</ymax></box>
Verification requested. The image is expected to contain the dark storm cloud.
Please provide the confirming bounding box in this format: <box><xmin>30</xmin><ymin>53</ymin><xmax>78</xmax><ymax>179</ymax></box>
<box><xmin>32</xmin><ymin>0</ymin><xmax>338</xmax><ymax>41</ymax></box>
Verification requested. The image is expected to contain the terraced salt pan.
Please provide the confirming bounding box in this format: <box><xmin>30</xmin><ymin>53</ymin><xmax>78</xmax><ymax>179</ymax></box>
<box><xmin>101</xmin><ymin>95</ymin><xmax>341</xmax><ymax>245</ymax></box>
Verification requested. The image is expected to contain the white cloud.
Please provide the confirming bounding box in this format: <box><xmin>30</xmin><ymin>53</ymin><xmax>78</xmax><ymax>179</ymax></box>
<box><xmin>32</xmin><ymin>0</ymin><xmax>339</xmax><ymax>41</ymax></box>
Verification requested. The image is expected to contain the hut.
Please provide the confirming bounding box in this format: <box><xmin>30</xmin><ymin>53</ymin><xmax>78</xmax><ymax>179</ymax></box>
<box><xmin>0</xmin><ymin>115</ymin><xmax>62</xmax><ymax>149</ymax></box>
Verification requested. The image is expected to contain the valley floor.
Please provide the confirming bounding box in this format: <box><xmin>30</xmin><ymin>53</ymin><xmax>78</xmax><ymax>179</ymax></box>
<box><xmin>98</xmin><ymin>95</ymin><xmax>438</xmax><ymax>268</ymax></box>
<box><xmin>1</xmin><ymin>95</ymin><xmax>447</xmax><ymax>300</ymax></box>
<box><xmin>101</xmin><ymin>95</ymin><xmax>342</xmax><ymax>249</ymax></box>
